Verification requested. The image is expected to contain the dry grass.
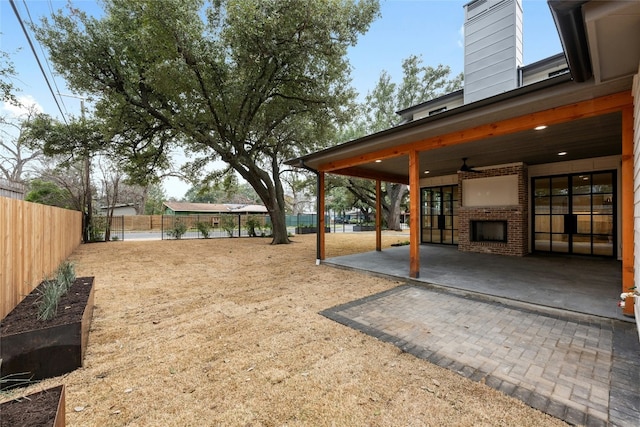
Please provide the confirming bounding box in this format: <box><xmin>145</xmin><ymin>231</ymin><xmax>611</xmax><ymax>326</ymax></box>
<box><xmin>3</xmin><ymin>232</ymin><xmax>566</xmax><ymax>426</ymax></box>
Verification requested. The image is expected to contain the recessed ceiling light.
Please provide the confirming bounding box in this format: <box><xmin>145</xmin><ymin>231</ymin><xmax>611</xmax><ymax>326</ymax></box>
<box><xmin>375</xmin><ymin>159</ymin><xmax>382</xmax><ymax>163</ymax></box>
<box><xmin>424</xmin><ymin>170</ymin><xmax>430</xmax><ymax>174</ymax></box>
<box><xmin>558</xmin><ymin>151</ymin><xmax>567</xmax><ymax>156</ymax></box>
<box><xmin>534</xmin><ymin>125</ymin><xmax>547</xmax><ymax>131</ymax></box>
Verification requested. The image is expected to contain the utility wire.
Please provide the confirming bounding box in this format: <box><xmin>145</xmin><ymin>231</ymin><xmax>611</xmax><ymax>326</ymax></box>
<box><xmin>9</xmin><ymin>0</ymin><xmax>68</xmax><ymax>124</ymax></box>
<box><xmin>20</xmin><ymin>0</ymin><xmax>70</xmax><ymax>117</ymax></box>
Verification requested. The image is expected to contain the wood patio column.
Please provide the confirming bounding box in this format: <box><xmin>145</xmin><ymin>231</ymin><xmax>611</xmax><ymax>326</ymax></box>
<box><xmin>409</xmin><ymin>150</ymin><xmax>420</xmax><ymax>278</ymax></box>
<box><xmin>621</xmin><ymin>106</ymin><xmax>635</xmax><ymax>316</ymax></box>
<box><xmin>376</xmin><ymin>179</ymin><xmax>382</xmax><ymax>251</ymax></box>
<box><xmin>317</xmin><ymin>171</ymin><xmax>326</xmax><ymax>264</ymax></box>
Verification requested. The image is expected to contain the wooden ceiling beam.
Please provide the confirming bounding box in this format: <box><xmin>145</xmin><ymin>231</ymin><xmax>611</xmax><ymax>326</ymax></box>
<box><xmin>328</xmin><ymin>166</ymin><xmax>409</xmax><ymax>185</ymax></box>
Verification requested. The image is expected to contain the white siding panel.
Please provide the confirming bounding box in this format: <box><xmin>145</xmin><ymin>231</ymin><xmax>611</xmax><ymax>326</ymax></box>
<box><xmin>633</xmin><ymin>67</ymin><xmax>640</xmax><ymax>292</ymax></box>
<box><xmin>464</xmin><ymin>0</ymin><xmax>522</xmax><ymax>104</ymax></box>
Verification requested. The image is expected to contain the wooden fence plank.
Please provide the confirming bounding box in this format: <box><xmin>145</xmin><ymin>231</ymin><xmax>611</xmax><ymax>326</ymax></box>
<box><xmin>1</xmin><ymin>197</ymin><xmax>82</xmax><ymax>319</ymax></box>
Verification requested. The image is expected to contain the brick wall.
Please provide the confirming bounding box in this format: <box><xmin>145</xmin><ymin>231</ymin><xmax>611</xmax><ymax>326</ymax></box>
<box><xmin>458</xmin><ymin>164</ymin><xmax>529</xmax><ymax>256</ymax></box>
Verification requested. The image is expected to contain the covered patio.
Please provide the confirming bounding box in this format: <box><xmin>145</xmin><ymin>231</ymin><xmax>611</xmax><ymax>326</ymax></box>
<box><xmin>287</xmin><ymin>0</ymin><xmax>640</xmax><ymax>321</ymax></box>
<box><xmin>324</xmin><ymin>242</ymin><xmax>627</xmax><ymax>322</ymax></box>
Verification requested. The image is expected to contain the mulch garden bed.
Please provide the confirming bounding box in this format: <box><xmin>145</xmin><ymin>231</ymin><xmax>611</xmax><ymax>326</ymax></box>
<box><xmin>1</xmin><ymin>277</ymin><xmax>93</xmax><ymax>336</ymax></box>
<box><xmin>1</xmin><ymin>277</ymin><xmax>95</xmax><ymax>385</ymax></box>
<box><xmin>0</xmin><ymin>385</ymin><xmax>65</xmax><ymax>427</ymax></box>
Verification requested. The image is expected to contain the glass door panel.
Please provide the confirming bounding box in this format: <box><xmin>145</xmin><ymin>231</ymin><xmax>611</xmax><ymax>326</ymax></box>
<box><xmin>421</xmin><ymin>185</ymin><xmax>458</xmax><ymax>245</ymax></box>
<box><xmin>533</xmin><ymin>171</ymin><xmax>615</xmax><ymax>257</ymax></box>
<box><xmin>551</xmin><ymin>234</ymin><xmax>569</xmax><ymax>253</ymax></box>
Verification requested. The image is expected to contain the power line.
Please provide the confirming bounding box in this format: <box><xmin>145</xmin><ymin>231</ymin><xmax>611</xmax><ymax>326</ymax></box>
<box><xmin>9</xmin><ymin>0</ymin><xmax>68</xmax><ymax>124</ymax></box>
<box><xmin>20</xmin><ymin>0</ymin><xmax>70</xmax><ymax>117</ymax></box>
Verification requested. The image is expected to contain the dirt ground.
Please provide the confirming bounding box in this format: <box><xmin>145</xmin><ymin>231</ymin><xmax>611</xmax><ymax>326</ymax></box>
<box><xmin>2</xmin><ymin>232</ymin><xmax>567</xmax><ymax>426</ymax></box>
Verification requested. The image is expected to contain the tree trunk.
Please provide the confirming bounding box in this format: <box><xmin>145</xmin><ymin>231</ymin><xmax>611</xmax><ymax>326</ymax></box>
<box><xmin>237</xmin><ymin>159</ymin><xmax>291</xmax><ymax>245</ymax></box>
<box><xmin>385</xmin><ymin>183</ymin><xmax>407</xmax><ymax>231</ymax></box>
<box><xmin>82</xmin><ymin>154</ymin><xmax>92</xmax><ymax>242</ymax></box>
<box><xmin>269</xmin><ymin>204</ymin><xmax>289</xmax><ymax>244</ymax></box>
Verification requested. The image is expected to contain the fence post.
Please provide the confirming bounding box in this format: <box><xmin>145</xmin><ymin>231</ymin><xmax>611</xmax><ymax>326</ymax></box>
<box><xmin>237</xmin><ymin>214</ymin><xmax>241</xmax><ymax>237</ymax></box>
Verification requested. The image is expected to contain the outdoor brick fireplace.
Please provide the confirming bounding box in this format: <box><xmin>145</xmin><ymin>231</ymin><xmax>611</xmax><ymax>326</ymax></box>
<box><xmin>458</xmin><ymin>164</ymin><xmax>528</xmax><ymax>256</ymax></box>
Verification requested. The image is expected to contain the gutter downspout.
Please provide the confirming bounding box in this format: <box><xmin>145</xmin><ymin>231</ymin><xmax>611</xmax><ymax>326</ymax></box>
<box><xmin>548</xmin><ymin>0</ymin><xmax>592</xmax><ymax>82</ymax></box>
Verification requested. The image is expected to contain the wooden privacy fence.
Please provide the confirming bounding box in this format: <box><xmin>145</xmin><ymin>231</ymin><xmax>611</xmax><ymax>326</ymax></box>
<box><xmin>0</xmin><ymin>197</ymin><xmax>82</xmax><ymax>319</ymax></box>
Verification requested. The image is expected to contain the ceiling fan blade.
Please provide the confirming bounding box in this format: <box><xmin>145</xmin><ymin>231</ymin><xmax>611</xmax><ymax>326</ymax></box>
<box><xmin>458</xmin><ymin>157</ymin><xmax>481</xmax><ymax>173</ymax></box>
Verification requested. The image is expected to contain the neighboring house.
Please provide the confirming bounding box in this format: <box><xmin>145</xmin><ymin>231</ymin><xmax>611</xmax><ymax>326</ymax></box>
<box><xmin>162</xmin><ymin>202</ymin><xmax>267</xmax><ymax>215</ymax></box>
<box><xmin>98</xmin><ymin>203</ymin><xmax>137</xmax><ymax>216</ymax></box>
<box><xmin>287</xmin><ymin>0</ymin><xmax>640</xmax><ymax>313</ymax></box>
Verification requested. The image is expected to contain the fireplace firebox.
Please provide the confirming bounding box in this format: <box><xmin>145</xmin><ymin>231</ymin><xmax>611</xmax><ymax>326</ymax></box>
<box><xmin>471</xmin><ymin>220</ymin><xmax>507</xmax><ymax>243</ymax></box>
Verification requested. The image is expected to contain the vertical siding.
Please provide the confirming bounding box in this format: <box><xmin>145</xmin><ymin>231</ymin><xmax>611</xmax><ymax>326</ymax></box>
<box><xmin>0</xmin><ymin>197</ymin><xmax>82</xmax><ymax>319</ymax></box>
<box><xmin>633</xmin><ymin>70</ymin><xmax>640</xmax><ymax>292</ymax></box>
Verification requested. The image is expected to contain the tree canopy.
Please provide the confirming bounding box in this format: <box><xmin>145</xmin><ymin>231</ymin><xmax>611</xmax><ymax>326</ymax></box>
<box><xmin>35</xmin><ymin>0</ymin><xmax>380</xmax><ymax>243</ymax></box>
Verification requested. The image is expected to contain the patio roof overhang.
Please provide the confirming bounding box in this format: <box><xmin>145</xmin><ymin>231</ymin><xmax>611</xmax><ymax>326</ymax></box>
<box><xmin>286</xmin><ymin>75</ymin><xmax>633</xmax><ymax>184</ymax></box>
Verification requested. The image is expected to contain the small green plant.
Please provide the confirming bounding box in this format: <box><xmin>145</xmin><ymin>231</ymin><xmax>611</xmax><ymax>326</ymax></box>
<box><xmin>166</xmin><ymin>219</ymin><xmax>188</xmax><ymax>239</ymax></box>
<box><xmin>35</xmin><ymin>261</ymin><xmax>77</xmax><ymax>321</ymax></box>
<box><xmin>196</xmin><ymin>221</ymin><xmax>213</xmax><ymax>238</ymax></box>
<box><xmin>245</xmin><ymin>215</ymin><xmax>262</xmax><ymax>237</ymax></box>
<box><xmin>0</xmin><ymin>360</ymin><xmax>32</xmax><ymax>392</ymax></box>
<box><xmin>111</xmin><ymin>235</ymin><xmax>120</xmax><ymax>241</ymax></box>
<box><xmin>36</xmin><ymin>280</ymin><xmax>63</xmax><ymax>321</ymax></box>
<box><xmin>220</xmin><ymin>215</ymin><xmax>236</xmax><ymax>237</ymax></box>
<box><xmin>56</xmin><ymin>261</ymin><xmax>76</xmax><ymax>293</ymax></box>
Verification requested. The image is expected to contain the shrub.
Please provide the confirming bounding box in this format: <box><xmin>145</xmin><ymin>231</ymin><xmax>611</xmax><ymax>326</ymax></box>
<box><xmin>245</xmin><ymin>215</ymin><xmax>262</xmax><ymax>237</ymax></box>
<box><xmin>89</xmin><ymin>216</ymin><xmax>107</xmax><ymax>242</ymax></box>
<box><xmin>166</xmin><ymin>219</ymin><xmax>187</xmax><ymax>239</ymax></box>
<box><xmin>196</xmin><ymin>221</ymin><xmax>213</xmax><ymax>238</ymax></box>
<box><xmin>263</xmin><ymin>221</ymin><xmax>273</xmax><ymax>237</ymax></box>
<box><xmin>220</xmin><ymin>215</ymin><xmax>236</xmax><ymax>237</ymax></box>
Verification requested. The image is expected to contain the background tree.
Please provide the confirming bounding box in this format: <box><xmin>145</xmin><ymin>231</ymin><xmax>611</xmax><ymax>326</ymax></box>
<box><xmin>25</xmin><ymin>114</ymin><xmax>107</xmax><ymax>241</ymax></box>
<box><xmin>0</xmin><ymin>105</ymin><xmax>43</xmax><ymax>184</ymax></box>
<box><xmin>27</xmin><ymin>156</ymin><xmax>86</xmax><ymax>210</ymax></box>
<box><xmin>144</xmin><ymin>183</ymin><xmax>167</xmax><ymax>215</ymax></box>
<box><xmin>25</xmin><ymin>178</ymin><xmax>74</xmax><ymax>208</ymax></box>
<box><xmin>35</xmin><ymin>0</ymin><xmax>380</xmax><ymax>244</ymax></box>
<box><xmin>331</xmin><ymin>55</ymin><xmax>463</xmax><ymax>230</ymax></box>
<box><xmin>184</xmin><ymin>173</ymin><xmax>260</xmax><ymax>204</ymax></box>
<box><xmin>0</xmin><ymin>48</ymin><xmax>17</xmax><ymax>104</ymax></box>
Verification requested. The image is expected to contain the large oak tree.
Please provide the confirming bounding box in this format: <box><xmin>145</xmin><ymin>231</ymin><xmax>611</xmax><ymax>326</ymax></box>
<box><xmin>35</xmin><ymin>0</ymin><xmax>379</xmax><ymax>244</ymax></box>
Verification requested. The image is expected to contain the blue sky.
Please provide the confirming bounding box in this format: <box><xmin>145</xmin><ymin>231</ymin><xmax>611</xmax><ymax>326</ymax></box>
<box><xmin>1</xmin><ymin>0</ymin><xmax>562</xmax><ymax>198</ymax></box>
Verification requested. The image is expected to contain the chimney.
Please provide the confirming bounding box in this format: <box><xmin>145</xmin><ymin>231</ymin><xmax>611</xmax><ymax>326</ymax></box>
<box><xmin>463</xmin><ymin>0</ymin><xmax>523</xmax><ymax>104</ymax></box>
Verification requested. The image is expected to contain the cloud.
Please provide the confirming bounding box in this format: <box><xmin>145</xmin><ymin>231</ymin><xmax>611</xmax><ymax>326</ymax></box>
<box><xmin>2</xmin><ymin>95</ymin><xmax>43</xmax><ymax>117</ymax></box>
<box><xmin>457</xmin><ymin>25</ymin><xmax>464</xmax><ymax>48</ymax></box>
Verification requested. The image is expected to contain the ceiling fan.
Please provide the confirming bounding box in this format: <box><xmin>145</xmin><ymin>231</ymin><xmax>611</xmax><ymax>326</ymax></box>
<box><xmin>458</xmin><ymin>157</ymin><xmax>482</xmax><ymax>173</ymax></box>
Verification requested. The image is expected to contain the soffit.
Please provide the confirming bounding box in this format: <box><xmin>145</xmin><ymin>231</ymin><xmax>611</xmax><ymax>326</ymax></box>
<box><xmin>355</xmin><ymin>112</ymin><xmax>621</xmax><ymax>180</ymax></box>
<box><xmin>584</xmin><ymin>0</ymin><xmax>640</xmax><ymax>84</ymax></box>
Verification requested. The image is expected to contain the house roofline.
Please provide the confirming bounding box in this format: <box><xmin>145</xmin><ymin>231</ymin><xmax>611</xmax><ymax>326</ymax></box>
<box><xmin>548</xmin><ymin>0</ymin><xmax>591</xmax><ymax>82</ymax></box>
<box><xmin>286</xmin><ymin>72</ymin><xmax>573</xmax><ymax>171</ymax></box>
